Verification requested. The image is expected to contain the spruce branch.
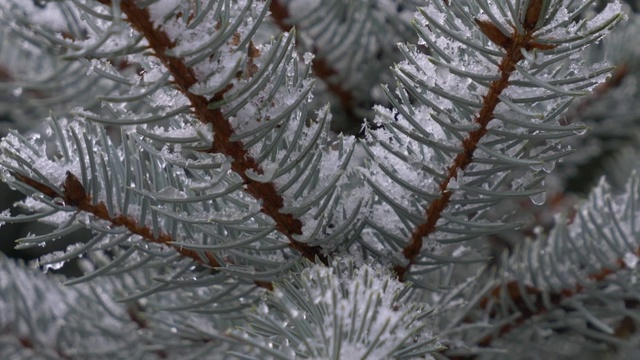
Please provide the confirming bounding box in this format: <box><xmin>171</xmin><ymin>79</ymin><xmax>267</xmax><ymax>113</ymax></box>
<box><xmin>96</xmin><ymin>0</ymin><xmax>326</xmax><ymax>265</ymax></box>
<box><xmin>445</xmin><ymin>291</ymin><xmax>640</xmax><ymax>359</ymax></box>
<box><xmin>269</xmin><ymin>0</ymin><xmax>361</xmax><ymax>129</ymax></box>
<box><xmin>394</xmin><ymin>0</ymin><xmax>555</xmax><ymax>281</ymax></box>
<box><xmin>231</xmin><ymin>258</ymin><xmax>442</xmax><ymax>359</ymax></box>
<box><xmin>125</xmin><ymin>301</ymin><xmax>169</xmax><ymax>359</ymax></box>
<box><xmin>480</xmin><ymin>64</ymin><xmax>632</xmax><ymax>265</ymax></box>
<box><xmin>461</xmin><ymin>238</ymin><xmax>640</xmax><ymax>352</ymax></box>
<box><xmin>13</xmin><ymin>171</ymin><xmax>217</xmax><ymax>266</ymax></box>
<box><xmin>435</xmin><ymin>172</ymin><xmax>640</xmax><ymax>357</ymax></box>
<box><xmin>0</xmin><ymin>252</ymin><xmax>237</xmax><ymax>358</ymax></box>
<box><xmin>10</xmin><ymin>169</ymin><xmax>280</xmax><ymax>290</ymax></box>
<box><xmin>0</xmin><ymin>1</ymin><xmax>635</xmax><ymax>358</ymax></box>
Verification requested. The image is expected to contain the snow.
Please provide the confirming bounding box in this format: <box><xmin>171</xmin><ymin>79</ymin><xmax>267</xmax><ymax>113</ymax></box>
<box><xmin>244</xmin><ymin>259</ymin><xmax>436</xmax><ymax>358</ymax></box>
<box><xmin>0</xmin><ymin>0</ymin><xmax>633</xmax><ymax>356</ymax></box>
<box><xmin>2</xmin><ymin>0</ymin><xmax>70</xmax><ymax>31</ymax></box>
<box><xmin>156</xmin><ymin>186</ymin><xmax>187</xmax><ymax>199</ymax></box>
<box><xmin>0</xmin><ymin>209</ymin><xmax>9</xmax><ymax>229</ymax></box>
<box><xmin>529</xmin><ymin>191</ymin><xmax>547</xmax><ymax>205</ymax></box>
<box><xmin>623</xmin><ymin>252</ymin><xmax>639</xmax><ymax>269</ymax></box>
<box><xmin>147</xmin><ymin>0</ymin><xmax>180</xmax><ymax>27</ymax></box>
<box><xmin>39</xmin><ymin>256</ymin><xmax>66</xmax><ymax>273</ymax></box>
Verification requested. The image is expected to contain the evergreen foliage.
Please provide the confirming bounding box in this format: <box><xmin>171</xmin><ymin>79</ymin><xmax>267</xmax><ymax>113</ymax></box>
<box><xmin>0</xmin><ymin>0</ymin><xmax>639</xmax><ymax>358</ymax></box>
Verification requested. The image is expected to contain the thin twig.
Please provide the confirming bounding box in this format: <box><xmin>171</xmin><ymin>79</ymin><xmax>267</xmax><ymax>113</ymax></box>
<box><xmin>13</xmin><ymin>171</ymin><xmax>273</xmax><ymax>290</ymax></box>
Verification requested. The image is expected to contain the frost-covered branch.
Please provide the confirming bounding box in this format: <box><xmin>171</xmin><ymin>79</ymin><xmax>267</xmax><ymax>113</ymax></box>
<box><xmin>12</xmin><ymin>171</ymin><xmax>220</xmax><ymax>266</ymax></box>
<box><xmin>0</xmin><ymin>0</ymin><xmax>636</xmax><ymax>358</ymax></box>
<box><xmin>393</xmin><ymin>0</ymin><xmax>558</xmax><ymax>280</ymax></box>
<box><xmin>0</xmin><ymin>253</ymin><xmax>243</xmax><ymax>358</ymax></box>
<box><xmin>98</xmin><ymin>0</ymin><xmax>326</xmax><ymax>264</ymax></box>
<box><xmin>436</xmin><ymin>174</ymin><xmax>640</xmax><ymax>357</ymax></box>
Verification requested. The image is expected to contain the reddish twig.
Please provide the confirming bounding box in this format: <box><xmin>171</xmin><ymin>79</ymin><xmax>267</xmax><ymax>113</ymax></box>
<box><xmin>394</xmin><ymin>0</ymin><xmax>554</xmax><ymax>281</ymax></box>
<box><xmin>441</xmin><ymin>244</ymin><xmax>640</xmax><ymax>358</ymax></box>
<box><xmin>443</xmin><ymin>62</ymin><xmax>635</xmax><ymax>356</ymax></box>
<box><xmin>95</xmin><ymin>0</ymin><xmax>326</xmax><ymax>264</ymax></box>
<box><xmin>16</xmin><ymin>171</ymin><xmax>223</xmax><ymax>267</ymax></box>
<box><xmin>14</xmin><ymin>171</ymin><xmax>272</xmax><ymax>290</ymax></box>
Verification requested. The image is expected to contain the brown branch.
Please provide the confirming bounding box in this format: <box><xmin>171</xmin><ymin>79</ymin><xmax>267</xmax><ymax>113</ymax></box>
<box><xmin>478</xmin><ymin>258</ymin><xmax>630</xmax><ymax>345</ymax></box>
<box><xmin>0</xmin><ymin>63</ymin><xmax>13</xmax><ymax>81</ymax></box>
<box><xmin>442</xmin><ymin>246</ymin><xmax>640</xmax><ymax>358</ymax></box>
<box><xmin>394</xmin><ymin>0</ymin><xmax>554</xmax><ymax>281</ymax></box>
<box><xmin>443</xmin><ymin>64</ymin><xmax>634</xmax><ymax>353</ymax></box>
<box><xmin>13</xmin><ymin>170</ymin><xmax>272</xmax><ymax>291</ymax></box>
<box><xmin>95</xmin><ymin>0</ymin><xmax>326</xmax><ymax>264</ymax></box>
<box><xmin>15</xmin><ymin>171</ymin><xmax>223</xmax><ymax>267</ymax></box>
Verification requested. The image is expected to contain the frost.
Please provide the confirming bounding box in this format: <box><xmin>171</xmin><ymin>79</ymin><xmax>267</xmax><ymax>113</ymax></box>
<box><xmin>42</xmin><ymin>261</ymin><xmax>65</xmax><ymax>273</ymax></box>
<box><xmin>248</xmin><ymin>201</ymin><xmax>261</xmax><ymax>214</ymax></box>
<box><xmin>303</xmin><ymin>52</ymin><xmax>314</xmax><ymax>64</ymax></box>
<box><xmin>542</xmin><ymin>161</ymin><xmax>556</xmax><ymax>173</ymax></box>
<box><xmin>447</xmin><ymin>176</ymin><xmax>459</xmax><ymax>190</ymax></box>
<box><xmin>0</xmin><ymin>209</ymin><xmax>8</xmax><ymax>229</ymax></box>
<box><xmin>529</xmin><ymin>192</ymin><xmax>547</xmax><ymax>206</ymax></box>
<box><xmin>623</xmin><ymin>252</ymin><xmax>639</xmax><ymax>269</ymax></box>
<box><xmin>192</xmin><ymin>52</ymin><xmax>243</xmax><ymax>95</ymax></box>
<box><xmin>240</xmin><ymin>259</ymin><xmax>437</xmax><ymax>358</ymax></box>
<box><xmin>572</xmin><ymin>124</ymin><xmax>589</xmax><ymax>135</ymax></box>
<box><xmin>147</xmin><ymin>0</ymin><xmax>180</xmax><ymax>26</ymax></box>
<box><xmin>156</xmin><ymin>186</ymin><xmax>187</xmax><ymax>199</ymax></box>
<box><xmin>452</xmin><ymin>245</ymin><xmax>469</xmax><ymax>258</ymax></box>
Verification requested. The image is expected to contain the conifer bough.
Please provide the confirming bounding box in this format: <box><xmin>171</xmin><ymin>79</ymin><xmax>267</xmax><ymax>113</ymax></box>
<box><xmin>0</xmin><ymin>0</ymin><xmax>635</xmax><ymax>359</ymax></box>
